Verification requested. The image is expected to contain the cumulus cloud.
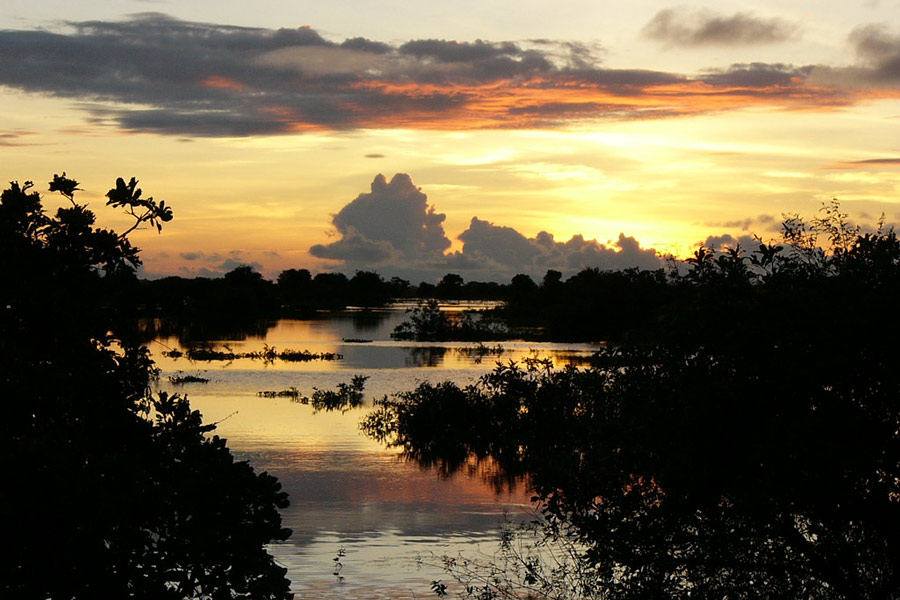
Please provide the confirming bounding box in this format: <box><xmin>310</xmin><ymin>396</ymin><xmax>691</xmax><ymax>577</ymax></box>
<box><xmin>453</xmin><ymin>218</ymin><xmax>661</xmax><ymax>274</ymax></box>
<box><xmin>310</xmin><ymin>174</ymin><xmax>663</xmax><ymax>281</ymax></box>
<box><xmin>698</xmin><ymin>233</ymin><xmax>760</xmax><ymax>251</ymax></box>
<box><xmin>309</xmin><ymin>227</ymin><xmax>400</xmax><ymax>263</ymax></box>
<box><xmin>458</xmin><ymin>217</ymin><xmax>543</xmax><ymax>267</ymax></box>
<box><xmin>643</xmin><ymin>8</ymin><xmax>800</xmax><ymax>46</ymax></box>
<box><xmin>310</xmin><ymin>173</ymin><xmax>451</xmax><ymax>264</ymax></box>
<box><xmin>449</xmin><ymin>223</ymin><xmax>664</xmax><ymax>279</ymax></box>
<box><xmin>0</xmin><ymin>13</ymin><xmax>868</xmax><ymax>137</ymax></box>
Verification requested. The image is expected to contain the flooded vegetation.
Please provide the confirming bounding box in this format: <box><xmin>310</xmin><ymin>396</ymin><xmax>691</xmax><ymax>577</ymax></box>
<box><xmin>163</xmin><ymin>344</ymin><xmax>342</xmax><ymax>363</ymax></box>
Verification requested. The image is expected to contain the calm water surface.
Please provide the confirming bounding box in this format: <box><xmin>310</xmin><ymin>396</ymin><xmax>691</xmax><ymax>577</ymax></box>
<box><xmin>151</xmin><ymin>303</ymin><xmax>601</xmax><ymax>599</ymax></box>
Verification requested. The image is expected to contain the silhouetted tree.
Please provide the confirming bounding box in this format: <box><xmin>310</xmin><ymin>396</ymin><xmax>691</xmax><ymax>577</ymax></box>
<box><xmin>277</xmin><ymin>267</ymin><xmax>313</xmax><ymax>310</ymax></box>
<box><xmin>437</xmin><ymin>272</ymin><xmax>465</xmax><ymax>299</ymax></box>
<box><xmin>0</xmin><ymin>175</ymin><xmax>292</xmax><ymax>599</ymax></box>
<box><xmin>311</xmin><ymin>271</ymin><xmax>349</xmax><ymax>308</ymax></box>
<box><xmin>508</xmin><ymin>273</ymin><xmax>538</xmax><ymax>301</ymax></box>
<box><xmin>224</xmin><ymin>264</ymin><xmax>278</xmax><ymax>314</ymax></box>
<box><xmin>349</xmin><ymin>270</ymin><xmax>391</xmax><ymax>306</ymax></box>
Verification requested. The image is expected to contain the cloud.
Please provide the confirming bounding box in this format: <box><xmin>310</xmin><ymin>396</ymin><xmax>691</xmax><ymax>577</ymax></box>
<box><xmin>310</xmin><ymin>174</ymin><xmax>663</xmax><ymax>281</ymax></box>
<box><xmin>450</xmin><ymin>220</ymin><xmax>664</xmax><ymax>278</ymax></box>
<box><xmin>643</xmin><ymin>8</ymin><xmax>800</xmax><ymax>46</ymax></box>
<box><xmin>179</xmin><ymin>251</ymin><xmax>210</xmax><ymax>261</ymax></box>
<box><xmin>309</xmin><ymin>227</ymin><xmax>401</xmax><ymax>263</ymax></box>
<box><xmin>457</xmin><ymin>217</ymin><xmax>543</xmax><ymax>267</ymax></box>
<box><xmin>698</xmin><ymin>233</ymin><xmax>760</xmax><ymax>251</ymax></box>
<box><xmin>826</xmin><ymin>157</ymin><xmax>900</xmax><ymax>169</ymax></box>
<box><xmin>310</xmin><ymin>173</ymin><xmax>451</xmax><ymax>264</ymax></box>
<box><xmin>849</xmin><ymin>25</ymin><xmax>900</xmax><ymax>84</ymax></box>
<box><xmin>700</xmin><ymin>63</ymin><xmax>812</xmax><ymax>88</ymax></box>
<box><xmin>0</xmin><ymin>131</ymin><xmax>41</xmax><ymax>147</ymax></box>
<box><xmin>702</xmin><ymin>214</ymin><xmax>778</xmax><ymax>231</ymax></box>
<box><xmin>0</xmin><ymin>13</ymin><xmax>875</xmax><ymax>137</ymax></box>
<box><xmin>807</xmin><ymin>24</ymin><xmax>900</xmax><ymax>89</ymax></box>
<box><xmin>169</xmin><ymin>250</ymin><xmax>262</xmax><ymax>277</ymax></box>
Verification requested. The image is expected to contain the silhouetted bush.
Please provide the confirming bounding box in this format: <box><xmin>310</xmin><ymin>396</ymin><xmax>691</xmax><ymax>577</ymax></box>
<box><xmin>391</xmin><ymin>299</ymin><xmax>510</xmax><ymax>341</ymax></box>
<box><xmin>364</xmin><ymin>202</ymin><xmax>900</xmax><ymax>599</ymax></box>
<box><xmin>0</xmin><ymin>175</ymin><xmax>292</xmax><ymax>599</ymax></box>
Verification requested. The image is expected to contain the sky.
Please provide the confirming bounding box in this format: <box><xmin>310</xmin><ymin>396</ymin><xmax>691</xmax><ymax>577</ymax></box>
<box><xmin>1</xmin><ymin>1</ymin><xmax>899</xmax><ymax>282</ymax></box>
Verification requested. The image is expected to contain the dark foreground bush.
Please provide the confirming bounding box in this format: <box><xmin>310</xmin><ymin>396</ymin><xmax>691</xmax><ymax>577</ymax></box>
<box><xmin>0</xmin><ymin>175</ymin><xmax>292</xmax><ymax>599</ymax></box>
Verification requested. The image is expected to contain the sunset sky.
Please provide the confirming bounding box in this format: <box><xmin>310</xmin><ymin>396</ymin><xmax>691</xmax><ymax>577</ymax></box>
<box><xmin>2</xmin><ymin>1</ymin><xmax>899</xmax><ymax>281</ymax></box>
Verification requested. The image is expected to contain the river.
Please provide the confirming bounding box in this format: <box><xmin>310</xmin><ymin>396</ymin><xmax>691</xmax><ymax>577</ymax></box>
<box><xmin>150</xmin><ymin>302</ymin><xmax>600</xmax><ymax>599</ymax></box>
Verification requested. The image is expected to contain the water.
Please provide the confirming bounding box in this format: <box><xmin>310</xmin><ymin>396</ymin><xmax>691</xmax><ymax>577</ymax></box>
<box><xmin>150</xmin><ymin>303</ymin><xmax>601</xmax><ymax>599</ymax></box>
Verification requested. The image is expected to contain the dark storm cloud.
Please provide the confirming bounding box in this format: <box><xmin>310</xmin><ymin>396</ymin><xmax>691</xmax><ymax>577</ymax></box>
<box><xmin>311</xmin><ymin>174</ymin><xmax>663</xmax><ymax>280</ymax></box>
<box><xmin>0</xmin><ymin>13</ymin><xmax>855</xmax><ymax>137</ymax></box>
<box><xmin>643</xmin><ymin>8</ymin><xmax>801</xmax><ymax>46</ymax></box>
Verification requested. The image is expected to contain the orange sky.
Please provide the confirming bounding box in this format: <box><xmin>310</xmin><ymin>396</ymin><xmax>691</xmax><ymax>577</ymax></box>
<box><xmin>1</xmin><ymin>5</ymin><xmax>899</xmax><ymax>281</ymax></box>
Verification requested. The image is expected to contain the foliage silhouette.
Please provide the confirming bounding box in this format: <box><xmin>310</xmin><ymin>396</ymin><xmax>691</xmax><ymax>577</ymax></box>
<box><xmin>364</xmin><ymin>203</ymin><xmax>900</xmax><ymax>599</ymax></box>
<box><xmin>0</xmin><ymin>175</ymin><xmax>292</xmax><ymax>599</ymax></box>
<box><xmin>163</xmin><ymin>343</ymin><xmax>340</xmax><ymax>363</ymax></box>
<box><xmin>258</xmin><ymin>376</ymin><xmax>368</xmax><ymax>413</ymax></box>
<box><xmin>391</xmin><ymin>299</ymin><xmax>510</xmax><ymax>341</ymax></box>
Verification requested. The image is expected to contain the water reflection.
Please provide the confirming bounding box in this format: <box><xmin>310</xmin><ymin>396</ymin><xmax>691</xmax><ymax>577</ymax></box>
<box><xmin>347</xmin><ymin>307</ymin><xmax>393</xmax><ymax>332</ymax></box>
<box><xmin>405</xmin><ymin>345</ymin><xmax>447</xmax><ymax>367</ymax></box>
<box><xmin>149</xmin><ymin>304</ymin><xmax>600</xmax><ymax>599</ymax></box>
<box><xmin>140</xmin><ymin>316</ymin><xmax>275</xmax><ymax>345</ymax></box>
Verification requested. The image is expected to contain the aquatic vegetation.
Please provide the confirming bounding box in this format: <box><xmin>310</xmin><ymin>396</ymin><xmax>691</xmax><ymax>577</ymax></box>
<box><xmin>257</xmin><ymin>376</ymin><xmax>368</xmax><ymax>413</ymax></box>
<box><xmin>168</xmin><ymin>371</ymin><xmax>210</xmax><ymax>384</ymax></box>
<box><xmin>392</xmin><ymin>299</ymin><xmax>511</xmax><ymax>341</ymax></box>
<box><xmin>164</xmin><ymin>343</ymin><xmax>341</xmax><ymax>363</ymax></box>
<box><xmin>257</xmin><ymin>387</ymin><xmax>301</xmax><ymax>399</ymax></box>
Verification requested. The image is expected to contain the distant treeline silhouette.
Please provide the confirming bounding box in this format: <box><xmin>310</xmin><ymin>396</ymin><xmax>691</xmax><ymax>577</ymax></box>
<box><xmin>138</xmin><ymin>268</ymin><xmax>510</xmax><ymax>318</ymax></box>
